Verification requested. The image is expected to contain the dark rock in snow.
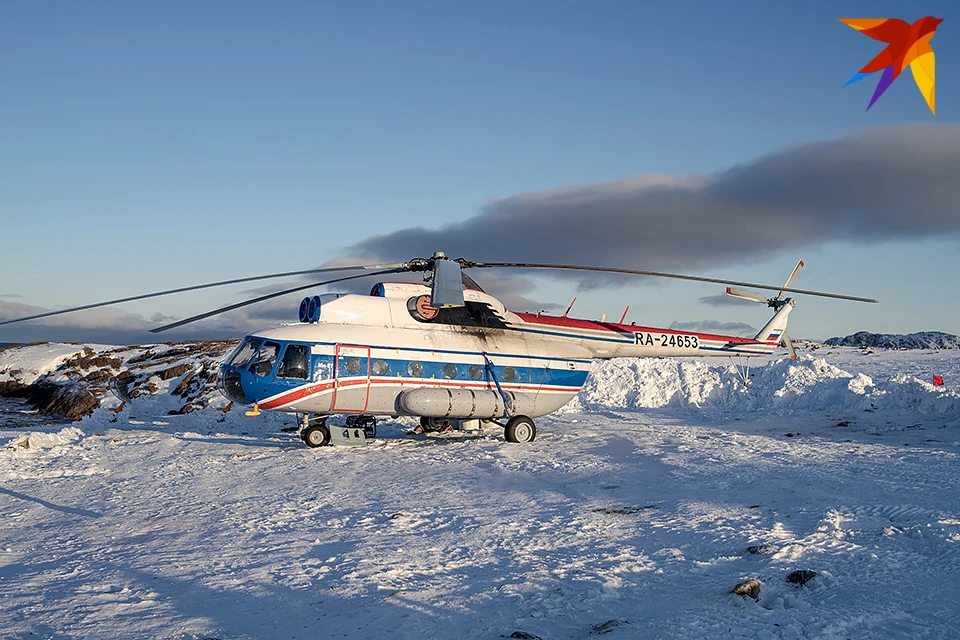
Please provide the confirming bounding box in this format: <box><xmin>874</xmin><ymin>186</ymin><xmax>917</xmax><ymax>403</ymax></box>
<box><xmin>746</xmin><ymin>544</ymin><xmax>778</xmax><ymax>555</ymax></box>
<box><xmin>592</xmin><ymin>505</ymin><xmax>655</xmax><ymax>515</ymax></box>
<box><xmin>732</xmin><ymin>579</ymin><xmax>761</xmax><ymax>600</ymax></box>
<box><xmin>22</xmin><ymin>384</ymin><xmax>99</xmax><ymax>421</ymax></box>
<box><xmin>591</xmin><ymin>619</ymin><xmax>628</xmax><ymax>634</ymax></box>
<box><xmin>158</xmin><ymin>363</ymin><xmax>193</xmax><ymax>381</ymax></box>
<box><xmin>508</xmin><ymin>632</ymin><xmax>543</xmax><ymax>640</ymax></box>
<box><xmin>786</xmin><ymin>569</ymin><xmax>817</xmax><ymax>586</ymax></box>
<box><xmin>0</xmin><ymin>379</ymin><xmax>27</xmax><ymax>395</ymax></box>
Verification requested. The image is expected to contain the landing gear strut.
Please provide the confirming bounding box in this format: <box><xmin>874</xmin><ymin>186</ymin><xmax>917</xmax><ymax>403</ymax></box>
<box><xmin>504</xmin><ymin>415</ymin><xmax>536</xmax><ymax>443</ymax></box>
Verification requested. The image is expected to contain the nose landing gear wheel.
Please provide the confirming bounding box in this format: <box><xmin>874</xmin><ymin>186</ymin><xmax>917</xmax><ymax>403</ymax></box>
<box><xmin>504</xmin><ymin>415</ymin><xmax>536</xmax><ymax>443</ymax></box>
<box><xmin>302</xmin><ymin>420</ymin><xmax>331</xmax><ymax>447</ymax></box>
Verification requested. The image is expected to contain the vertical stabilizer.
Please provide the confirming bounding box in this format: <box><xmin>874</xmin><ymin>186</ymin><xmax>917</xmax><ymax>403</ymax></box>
<box><xmin>754</xmin><ymin>299</ymin><xmax>795</xmax><ymax>344</ymax></box>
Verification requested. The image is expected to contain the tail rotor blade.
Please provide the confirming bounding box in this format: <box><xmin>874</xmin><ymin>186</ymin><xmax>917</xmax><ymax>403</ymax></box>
<box><xmin>149</xmin><ymin>268</ymin><xmax>406</xmax><ymax>333</ymax></box>
<box><xmin>778</xmin><ymin>260</ymin><xmax>805</xmax><ymax>298</ymax></box>
<box><xmin>781</xmin><ymin>330</ymin><xmax>798</xmax><ymax>360</ymax></box>
<box><xmin>726</xmin><ymin>286</ymin><xmax>767</xmax><ymax>304</ymax></box>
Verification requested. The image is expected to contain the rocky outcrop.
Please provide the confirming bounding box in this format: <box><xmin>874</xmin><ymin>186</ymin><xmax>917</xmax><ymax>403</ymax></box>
<box><xmin>824</xmin><ymin>331</ymin><xmax>960</xmax><ymax>349</ymax></box>
<box><xmin>0</xmin><ymin>341</ymin><xmax>237</xmax><ymax>421</ymax></box>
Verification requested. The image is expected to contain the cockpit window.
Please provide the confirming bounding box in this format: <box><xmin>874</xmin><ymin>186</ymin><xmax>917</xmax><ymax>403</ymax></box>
<box><xmin>229</xmin><ymin>338</ymin><xmax>263</xmax><ymax>368</ymax></box>
<box><xmin>277</xmin><ymin>344</ymin><xmax>310</xmax><ymax>379</ymax></box>
<box><xmin>248</xmin><ymin>341</ymin><xmax>280</xmax><ymax>377</ymax></box>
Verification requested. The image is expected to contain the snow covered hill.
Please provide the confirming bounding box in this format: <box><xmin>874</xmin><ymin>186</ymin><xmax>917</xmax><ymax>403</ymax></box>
<box><xmin>824</xmin><ymin>330</ymin><xmax>960</xmax><ymax>349</ymax></box>
<box><xmin>2</xmin><ymin>343</ymin><xmax>960</xmax><ymax>639</ymax></box>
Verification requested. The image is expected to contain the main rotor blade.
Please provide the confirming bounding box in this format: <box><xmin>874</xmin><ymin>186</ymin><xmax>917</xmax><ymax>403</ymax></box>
<box><xmin>0</xmin><ymin>263</ymin><xmax>407</xmax><ymax>327</ymax></box>
<box><xmin>464</xmin><ymin>262</ymin><xmax>879</xmax><ymax>304</ymax></box>
<box><xmin>149</xmin><ymin>268</ymin><xmax>406</xmax><ymax>333</ymax></box>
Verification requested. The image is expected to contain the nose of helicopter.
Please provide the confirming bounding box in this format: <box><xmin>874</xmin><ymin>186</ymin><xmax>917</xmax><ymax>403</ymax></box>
<box><xmin>218</xmin><ymin>365</ymin><xmax>251</xmax><ymax>405</ymax></box>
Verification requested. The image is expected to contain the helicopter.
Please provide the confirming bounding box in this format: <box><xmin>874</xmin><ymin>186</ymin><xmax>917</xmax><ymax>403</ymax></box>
<box><xmin>1</xmin><ymin>253</ymin><xmax>877</xmax><ymax>446</ymax></box>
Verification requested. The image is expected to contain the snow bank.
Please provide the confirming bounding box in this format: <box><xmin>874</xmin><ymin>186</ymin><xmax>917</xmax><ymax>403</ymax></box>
<box><xmin>4</xmin><ymin>426</ymin><xmax>84</xmax><ymax>453</ymax></box>
<box><xmin>567</xmin><ymin>354</ymin><xmax>960</xmax><ymax>419</ymax></box>
<box><xmin>0</xmin><ymin>343</ymin><xmax>96</xmax><ymax>386</ymax></box>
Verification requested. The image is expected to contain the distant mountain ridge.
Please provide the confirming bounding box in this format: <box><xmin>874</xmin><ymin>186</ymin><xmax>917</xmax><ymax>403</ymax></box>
<box><xmin>824</xmin><ymin>331</ymin><xmax>960</xmax><ymax>349</ymax></box>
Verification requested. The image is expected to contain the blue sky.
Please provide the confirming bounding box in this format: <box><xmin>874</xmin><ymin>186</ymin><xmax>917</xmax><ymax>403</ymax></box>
<box><xmin>1</xmin><ymin>0</ymin><xmax>958</xmax><ymax>344</ymax></box>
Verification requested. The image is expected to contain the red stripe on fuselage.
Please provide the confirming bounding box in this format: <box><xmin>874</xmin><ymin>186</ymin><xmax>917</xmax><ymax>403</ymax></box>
<box><xmin>514</xmin><ymin>312</ymin><xmax>758</xmax><ymax>344</ymax></box>
<box><xmin>257</xmin><ymin>377</ymin><xmax>580</xmax><ymax>411</ymax></box>
<box><xmin>259</xmin><ymin>381</ymin><xmax>335</xmax><ymax>410</ymax></box>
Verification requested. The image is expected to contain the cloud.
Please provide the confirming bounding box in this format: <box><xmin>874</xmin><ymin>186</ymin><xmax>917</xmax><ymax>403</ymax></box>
<box><xmin>6</xmin><ymin>124</ymin><xmax>958</xmax><ymax>342</ymax></box>
<box><xmin>668</xmin><ymin>319</ymin><xmax>757</xmax><ymax>337</ymax></box>
<box><xmin>348</xmin><ymin>124</ymin><xmax>960</xmax><ymax>280</ymax></box>
<box><xmin>698</xmin><ymin>294</ymin><xmax>756</xmax><ymax>308</ymax></box>
<box><xmin>0</xmin><ymin>299</ymin><xmax>295</xmax><ymax>345</ymax></box>
<box><xmin>0</xmin><ymin>293</ymin><xmax>25</xmax><ymax>299</ymax></box>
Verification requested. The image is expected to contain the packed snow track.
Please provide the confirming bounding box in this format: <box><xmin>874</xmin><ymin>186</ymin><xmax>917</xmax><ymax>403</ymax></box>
<box><xmin>1</xmin><ymin>345</ymin><xmax>959</xmax><ymax>639</ymax></box>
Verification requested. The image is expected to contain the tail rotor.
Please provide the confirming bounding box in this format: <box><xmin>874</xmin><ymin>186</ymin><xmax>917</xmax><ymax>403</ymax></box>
<box><xmin>726</xmin><ymin>260</ymin><xmax>805</xmax><ymax>360</ymax></box>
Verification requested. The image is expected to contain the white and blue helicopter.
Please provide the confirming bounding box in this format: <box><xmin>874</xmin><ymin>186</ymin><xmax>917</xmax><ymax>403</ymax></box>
<box><xmin>2</xmin><ymin>253</ymin><xmax>876</xmax><ymax>446</ymax></box>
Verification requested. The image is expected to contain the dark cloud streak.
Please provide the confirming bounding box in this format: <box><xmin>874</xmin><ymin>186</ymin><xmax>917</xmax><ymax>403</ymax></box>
<box><xmin>669</xmin><ymin>320</ymin><xmax>757</xmax><ymax>337</ymax></box>
<box><xmin>350</xmin><ymin>124</ymin><xmax>960</xmax><ymax>277</ymax></box>
<box><xmin>698</xmin><ymin>294</ymin><xmax>756</xmax><ymax>308</ymax></box>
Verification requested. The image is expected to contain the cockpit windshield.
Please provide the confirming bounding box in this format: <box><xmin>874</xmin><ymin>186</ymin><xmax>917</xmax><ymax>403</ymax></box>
<box><xmin>277</xmin><ymin>344</ymin><xmax>310</xmax><ymax>379</ymax></box>
<box><xmin>248</xmin><ymin>341</ymin><xmax>280</xmax><ymax>377</ymax></box>
<box><xmin>229</xmin><ymin>338</ymin><xmax>263</xmax><ymax>368</ymax></box>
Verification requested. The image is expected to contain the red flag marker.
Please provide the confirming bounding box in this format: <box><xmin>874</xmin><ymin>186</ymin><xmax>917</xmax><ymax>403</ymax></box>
<box><xmin>933</xmin><ymin>375</ymin><xmax>944</xmax><ymax>387</ymax></box>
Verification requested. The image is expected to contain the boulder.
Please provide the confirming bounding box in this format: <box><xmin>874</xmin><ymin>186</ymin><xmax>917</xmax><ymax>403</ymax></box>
<box><xmin>731</xmin><ymin>579</ymin><xmax>761</xmax><ymax>600</ymax></box>
<box><xmin>786</xmin><ymin>570</ymin><xmax>817</xmax><ymax>586</ymax></box>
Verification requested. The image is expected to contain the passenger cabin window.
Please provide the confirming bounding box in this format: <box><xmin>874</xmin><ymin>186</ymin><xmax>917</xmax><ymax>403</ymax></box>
<box><xmin>277</xmin><ymin>344</ymin><xmax>309</xmax><ymax>379</ymax></box>
<box><xmin>229</xmin><ymin>338</ymin><xmax>262</xmax><ymax>368</ymax></box>
<box><xmin>248</xmin><ymin>341</ymin><xmax>280</xmax><ymax>377</ymax></box>
<box><xmin>343</xmin><ymin>357</ymin><xmax>362</xmax><ymax>375</ymax></box>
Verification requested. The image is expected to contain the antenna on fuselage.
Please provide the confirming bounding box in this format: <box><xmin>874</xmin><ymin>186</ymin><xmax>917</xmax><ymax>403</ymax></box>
<box><xmin>562</xmin><ymin>297</ymin><xmax>577</xmax><ymax>318</ymax></box>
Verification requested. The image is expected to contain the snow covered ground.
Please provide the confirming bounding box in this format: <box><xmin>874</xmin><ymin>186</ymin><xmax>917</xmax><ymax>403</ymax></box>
<box><xmin>2</xmin><ymin>344</ymin><xmax>959</xmax><ymax>639</ymax></box>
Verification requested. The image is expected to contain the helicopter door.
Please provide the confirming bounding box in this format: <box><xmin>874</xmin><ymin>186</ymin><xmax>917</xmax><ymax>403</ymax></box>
<box><xmin>332</xmin><ymin>345</ymin><xmax>371</xmax><ymax>412</ymax></box>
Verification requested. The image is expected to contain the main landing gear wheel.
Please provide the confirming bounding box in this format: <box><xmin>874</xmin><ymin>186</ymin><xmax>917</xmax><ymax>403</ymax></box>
<box><xmin>302</xmin><ymin>420</ymin><xmax>331</xmax><ymax>448</ymax></box>
<box><xmin>504</xmin><ymin>415</ymin><xmax>536</xmax><ymax>443</ymax></box>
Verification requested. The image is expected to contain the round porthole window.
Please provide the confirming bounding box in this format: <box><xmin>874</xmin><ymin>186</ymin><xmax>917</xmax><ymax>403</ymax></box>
<box><xmin>502</xmin><ymin>366</ymin><xmax>517</xmax><ymax>382</ymax></box>
<box><xmin>468</xmin><ymin>365</ymin><xmax>483</xmax><ymax>380</ymax></box>
<box><xmin>373</xmin><ymin>359</ymin><xmax>389</xmax><ymax>375</ymax></box>
<box><xmin>344</xmin><ymin>357</ymin><xmax>362</xmax><ymax>374</ymax></box>
<box><xmin>407</xmin><ymin>361</ymin><xmax>423</xmax><ymax>377</ymax></box>
<box><xmin>443</xmin><ymin>363</ymin><xmax>458</xmax><ymax>379</ymax></box>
